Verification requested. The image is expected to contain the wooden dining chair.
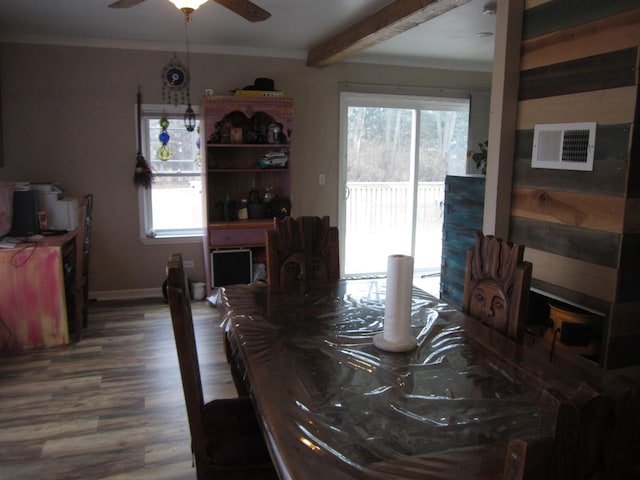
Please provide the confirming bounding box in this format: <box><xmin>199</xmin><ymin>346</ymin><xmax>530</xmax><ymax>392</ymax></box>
<box><xmin>166</xmin><ymin>253</ymin><xmax>276</xmax><ymax>480</ymax></box>
<box><xmin>265</xmin><ymin>215</ymin><xmax>339</xmax><ymax>290</ymax></box>
<box><xmin>462</xmin><ymin>232</ymin><xmax>532</xmax><ymax>343</ymax></box>
<box><xmin>504</xmin><ymin>383</ymin><xmax>614</xmax><ymax>480</ymax></box>
<box><xmin>72</xmin><ymin>193</ymin><xmax>93</xmax><ymax>342</ymax></box>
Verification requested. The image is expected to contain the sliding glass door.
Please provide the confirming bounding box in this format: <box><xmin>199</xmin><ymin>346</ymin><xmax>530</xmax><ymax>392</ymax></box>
<box><xmin>339</xmin><ymin>92</ymin><xmax>469</xmax><ymax>276</ymax></box>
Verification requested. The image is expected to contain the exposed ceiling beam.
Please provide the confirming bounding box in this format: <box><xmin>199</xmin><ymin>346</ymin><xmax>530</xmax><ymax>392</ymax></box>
<box><xmin>307</xmin><ymin>0</ymin><xmax>472</xmax><ymax>67</ymax></box>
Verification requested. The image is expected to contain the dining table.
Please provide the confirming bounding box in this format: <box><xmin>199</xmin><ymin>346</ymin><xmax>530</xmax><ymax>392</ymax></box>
<box><xmin>219</xmin><ymin>277</ymin><xmax>638</xmax><ymax>480</ymax></box>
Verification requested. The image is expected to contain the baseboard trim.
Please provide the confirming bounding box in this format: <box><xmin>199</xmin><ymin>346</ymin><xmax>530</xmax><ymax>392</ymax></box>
<box><xmin>91</xmin><ymin>288</ymin><xmax>163</xmax><ymax>301</ymax></box>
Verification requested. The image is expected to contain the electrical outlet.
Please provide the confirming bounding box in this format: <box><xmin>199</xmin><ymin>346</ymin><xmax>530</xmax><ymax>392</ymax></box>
<box><xmin>183</xmin><ymin>260</ymin><xmax>195</xmax><ymax>269</ymax></box>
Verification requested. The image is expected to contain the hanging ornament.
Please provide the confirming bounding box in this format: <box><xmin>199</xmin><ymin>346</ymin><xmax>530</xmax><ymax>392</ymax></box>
<box><xmin>184</xmin><ymin>102</ymin><xmax>196</xmax><ymax>132</ymax></box>
<box><xmin>133</xmin><ymin>87</ymin><xmax>152</xmax><ymax>188</ymax></box>
<box><xmin>182</xmin><ymin>19</ymin><xmax>196</xmax><ymax>132</ymax></box>
<box><xmin>161</xmin><ymin>55</ymin><xmax>190</xmax><ymax>106</ymax></box>
<box><xmin>157</xmin><ymin>115</ymin><xmax>172</xmax><ymax>161</ymax></box>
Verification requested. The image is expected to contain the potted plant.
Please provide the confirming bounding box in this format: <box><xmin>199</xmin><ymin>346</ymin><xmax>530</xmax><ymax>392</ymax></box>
<box><xmin>468</xmin><ymin>140</ymin><xmax>488</xmax><ymax>175</ymax></box>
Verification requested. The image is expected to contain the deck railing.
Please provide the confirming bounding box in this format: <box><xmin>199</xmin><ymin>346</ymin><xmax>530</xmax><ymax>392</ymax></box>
<box><xmin>345</xmin><ymin>181</ymin><xmax>445</xmax><ymax>233</ymax></box>
<box><xmin>344</xmin><ymin>181</ymin><xmax>445</xmax><ymax>274</ymax></box>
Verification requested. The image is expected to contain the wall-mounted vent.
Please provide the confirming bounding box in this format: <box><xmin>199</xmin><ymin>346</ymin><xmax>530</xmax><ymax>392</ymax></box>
<box><xmin>532</xmin><ymin>122</ymin><xmax>596</xmax><ymax>171</ymax></box>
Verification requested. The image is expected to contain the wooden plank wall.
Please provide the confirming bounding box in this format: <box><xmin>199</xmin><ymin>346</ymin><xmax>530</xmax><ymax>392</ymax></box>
<box><xmin>512</xmin><ymin>1</ymin><xmax>640</xmax><ymax>369</ymax></box>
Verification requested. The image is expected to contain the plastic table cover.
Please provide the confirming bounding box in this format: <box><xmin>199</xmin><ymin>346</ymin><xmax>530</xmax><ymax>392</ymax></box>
<box><xmin>219</xmin><ymin>279</ymin><xmax>571</xmax><ymax>480</ymax></box>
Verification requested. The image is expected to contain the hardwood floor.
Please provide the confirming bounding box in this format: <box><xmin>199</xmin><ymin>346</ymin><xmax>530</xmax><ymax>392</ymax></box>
<box><xmin>0</xmin><ymin>298</ymin><xmax>237</xmax><ymax>480</ymax></box>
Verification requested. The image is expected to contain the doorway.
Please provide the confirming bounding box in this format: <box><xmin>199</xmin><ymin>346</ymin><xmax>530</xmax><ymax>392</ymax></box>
<box><xmin>338</xmin><ymin>92</ymin><xmax>470</xmax><ymax>277</ymax></box>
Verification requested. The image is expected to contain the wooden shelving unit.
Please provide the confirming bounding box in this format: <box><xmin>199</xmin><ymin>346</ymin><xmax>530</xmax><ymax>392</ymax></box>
<box><xmin>200</xmin><ymin>95</ymin><xmax>293</xmax><ymax>292</ymax></box>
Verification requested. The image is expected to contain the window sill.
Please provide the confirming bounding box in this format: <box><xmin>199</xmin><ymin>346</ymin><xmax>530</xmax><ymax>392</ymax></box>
<box><xmin>139</xmin><ymin>234</ymin><xmax>203</xmax><ymax>246</ymax></box>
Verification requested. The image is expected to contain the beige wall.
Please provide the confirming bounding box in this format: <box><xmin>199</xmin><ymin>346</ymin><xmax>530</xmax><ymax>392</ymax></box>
<box><xmin>0</xmin><ymin>43</ymin><xmax>491</xmax><ymax>297</ymax></box>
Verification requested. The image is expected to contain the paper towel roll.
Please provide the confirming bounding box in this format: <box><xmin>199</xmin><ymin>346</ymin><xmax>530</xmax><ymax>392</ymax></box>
<box><xmin>383</xmin><ymin>254</ymin><xmax>414</xmax><ymax>343</ymax></box>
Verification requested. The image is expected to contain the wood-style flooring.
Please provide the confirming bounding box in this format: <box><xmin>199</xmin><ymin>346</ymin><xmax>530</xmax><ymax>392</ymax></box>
<box><xmin>0</xmin><ymin>298</ymin><xmax>237</xmax><ymax>480</ymax></box>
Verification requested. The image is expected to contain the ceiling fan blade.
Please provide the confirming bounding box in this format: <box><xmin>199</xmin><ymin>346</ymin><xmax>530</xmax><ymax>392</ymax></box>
<box><xmin>108</xmin><ymin>0</ymin><xmax>148</xmax><ymax>8</ymax></box>
<box><xmin>214</xmin><ymin>0</ymin><xmax>271</xmax><ymax>22</ymax></box>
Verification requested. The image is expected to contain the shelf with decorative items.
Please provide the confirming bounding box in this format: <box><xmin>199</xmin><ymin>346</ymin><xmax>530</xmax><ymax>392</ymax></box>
<box><xmin>201</xmin><ymin>95</ymin><xmax>293</xmax><ymax>292</ymax></box>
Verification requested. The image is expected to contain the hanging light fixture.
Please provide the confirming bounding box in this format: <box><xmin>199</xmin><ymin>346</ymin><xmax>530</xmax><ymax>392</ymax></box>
<box><xmin>180</xmin><ymin>5</ymin><xmax>197</xmax><ymax>131</ymax></box>
<box><xmin>168</xmin><ymin>0</ymin><xmax>208</xmax><ymax>21</ymax></box>
<box><xmin>184</xmin><ymin>103</ymin><xmax>196</xmax><ymax>132</ymax></box>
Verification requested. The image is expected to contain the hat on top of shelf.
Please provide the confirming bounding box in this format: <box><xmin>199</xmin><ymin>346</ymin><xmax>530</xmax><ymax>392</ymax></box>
<box><xmin>243</xmin><ymin>77</ymin><xmax>275</xmax><ymax>91</ymax></box>
<box><xmin>235</xmin><ymin>77</ymin><xmax>284</xmax><ymax>97</ymax></box>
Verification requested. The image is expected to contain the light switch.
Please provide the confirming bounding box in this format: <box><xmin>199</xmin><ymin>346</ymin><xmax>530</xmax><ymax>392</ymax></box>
<box><xmin>319</xmin><ymin>174</ymin><xmax>326</xmax><ymax>186</ymax></box>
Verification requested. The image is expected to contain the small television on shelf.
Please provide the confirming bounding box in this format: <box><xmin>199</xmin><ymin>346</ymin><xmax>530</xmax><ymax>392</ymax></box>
<box><xmin>210</xmin><ymin>249</ymin><xmax>252</xmax><ymax>288</ymax></box>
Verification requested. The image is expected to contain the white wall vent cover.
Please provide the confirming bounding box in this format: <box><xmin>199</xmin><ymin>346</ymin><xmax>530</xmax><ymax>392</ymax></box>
<box><xmin>532</xmin><ymin>122</ymin><xmax>596</xmax><ymax>171</ymax></box>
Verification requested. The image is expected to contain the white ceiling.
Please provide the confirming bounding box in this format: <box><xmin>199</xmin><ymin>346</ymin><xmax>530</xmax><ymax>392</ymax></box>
<box><xmin>0</xmin><ymin>0</ymin><xmax>496</xmax><ymax>71</ymax></box>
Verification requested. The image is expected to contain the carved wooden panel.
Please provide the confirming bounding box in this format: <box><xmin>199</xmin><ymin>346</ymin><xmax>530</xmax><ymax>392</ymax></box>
<box><xmin>266</xmin><ymin>216</ymin><xmax>339</xmax><ymax>290</ymax></box>
<box><xmin>462</xmin><ymin>232</ymin><xmax>532</xmax><ymax>342</ymax></box>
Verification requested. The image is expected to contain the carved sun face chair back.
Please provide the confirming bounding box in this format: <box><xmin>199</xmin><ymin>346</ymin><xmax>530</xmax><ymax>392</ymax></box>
<box><xmin>265</xmin><ymin>216</ymin><xmax>340</xmax><ymax>290</ymax></box>
<box><xmin>462</xmin><ymin>232</ymin><xmax>532</xmax><ymax>343</ymax></box>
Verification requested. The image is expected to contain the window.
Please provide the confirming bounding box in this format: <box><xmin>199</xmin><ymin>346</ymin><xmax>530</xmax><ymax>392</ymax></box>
<box><xmin>138</xmin><ymin>104</ymin><xmax>202</xmax><ymax>242</ymax></box>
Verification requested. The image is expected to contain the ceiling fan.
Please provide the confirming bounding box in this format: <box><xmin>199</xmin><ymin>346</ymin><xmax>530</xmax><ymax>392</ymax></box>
<box><xmin>108</xmin><ymin>0</ymin><xmax>271</xmax><ymax>23</ymax></box>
